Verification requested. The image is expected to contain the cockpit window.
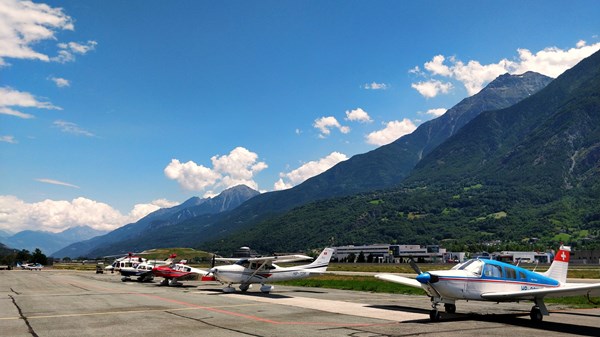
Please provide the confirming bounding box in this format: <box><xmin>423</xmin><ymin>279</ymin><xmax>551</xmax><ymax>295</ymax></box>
<box><xmin>452</xmin><ymin>259</ymin><xmax>483</xmax><ymax>275</ymax></box>
<box><xmin>235</xmin><ymin>259</ymin><xmax>250</xmax><ymax>266</ymax></box>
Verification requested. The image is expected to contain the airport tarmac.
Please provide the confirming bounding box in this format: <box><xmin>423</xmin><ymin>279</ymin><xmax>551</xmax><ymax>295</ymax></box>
<box><xmin>1</xmin><ymin>269</ymin><xmax>599</xmax><ymax>337</ymax></box>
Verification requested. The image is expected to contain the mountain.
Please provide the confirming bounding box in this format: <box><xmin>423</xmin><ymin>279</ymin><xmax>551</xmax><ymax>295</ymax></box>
<box><xmin>88</xmin><ymin>72</ymin><xmax>554</xmax><ymax>255</ymax></box>
<box><xmin>297</xmin><ymin>71</ymin><xmax>552</xmax><ymax>198</ymax></box>
<box><xmin>406</xmin><ymin>51</ymin><xmax>600</xmax><ymax>191</ymax></box>
<box><xmin>52</xmin><ymin>185</ymin><xmax>260</xmax><ymax>258</ymax></box>
<box><xmin>198</xmin><ymin>50</ymin><xmax>600</xmax><ymax>254</ymax></box>
<box><xmin>1</xmin><ymin>226</ymin><xmax>107</xmax><ymax>255</ymax></box>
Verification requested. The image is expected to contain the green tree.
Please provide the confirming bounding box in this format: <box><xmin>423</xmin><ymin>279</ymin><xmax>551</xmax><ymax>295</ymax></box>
<box><xmin>31</xmin><ymin>248</ymin><xmax>48</xmax><ymax>265</ymax></box>
<box><xmin>16</xmin><ymin>249</ymin><xmax>31</xmax><ymax>263</ymax></box>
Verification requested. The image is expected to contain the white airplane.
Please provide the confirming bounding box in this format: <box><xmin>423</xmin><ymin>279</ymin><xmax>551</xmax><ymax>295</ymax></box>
<box><xmin>204</xmin><ymin>247</ymin><xmax>334</xmax><ymax>293</ymax></box>
<box><xmin>375</xmin><ymin>245</ymin><xmax>600</xmax><ymax>322</ymax></box>
<box><xmin>17</xmin><ymin>263</ymin><xmax>43</xmax><ymax>270</ymax></box>
<box><xmin>118</xmin><ymin>254</ymin><xmax>177</xmax><ymax>282</ymax></box>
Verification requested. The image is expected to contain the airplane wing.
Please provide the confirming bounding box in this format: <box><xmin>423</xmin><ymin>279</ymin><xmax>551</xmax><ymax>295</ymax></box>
<box><xmin>481</xmin><ymin>282</ymin><xmax>600</xmax><ymax>301</ymax></box>
<box><xmin>246</xmin><ymin>255</ymin><xmax>313</xmax><ymax>264</ymax></box>
<box><xmin>375</xmin><ymin>273</ymin><xmax>422</xmax><ymax>288</ymax></box>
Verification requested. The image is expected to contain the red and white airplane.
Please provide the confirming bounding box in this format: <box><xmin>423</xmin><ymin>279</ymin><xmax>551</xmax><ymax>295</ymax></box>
<box><xmin>204</xmin><ymin>248</ymin><xmax>334</xmax><ymax>293</ymax></box>
<box><xmin>376</xmin><ymin>245</ymin><xmax>600</xmax><ymax>322</ymax></box>
<box><xmin>152</xmin><ymin>260</ymin><xmax>207</xmax><ymax>286</ymax></box>
<box><xmin>118</xmin><ymin>254</ymin><xmax>177</xmax><ymax>282</ymax></box>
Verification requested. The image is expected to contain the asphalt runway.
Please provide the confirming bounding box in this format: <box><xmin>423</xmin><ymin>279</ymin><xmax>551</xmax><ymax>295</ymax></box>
<box><xmin>2</xmin><ymin>270</ymin><xmax>599</xmax><ymax>337</ymax></box>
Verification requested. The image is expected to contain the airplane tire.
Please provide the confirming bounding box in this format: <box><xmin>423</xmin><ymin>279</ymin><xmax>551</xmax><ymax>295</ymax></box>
<box><xmin>530</xmin><ymin>306</ymin><xmax>543</xmax><ymax>322</ymax></box>
<box><xmin>444</xmin><ymin>303</ymin><xmax>456</xmax><ymax>314</ymax></box>
<box><xmin>429</xmin><ymin>310</ymin><xmax>441</xmax><ymax>322</ymax></box>
<box><xmin>239</xmin><ymin>284</ymin><xmax>250</xmax><ymax>292</ymax></box>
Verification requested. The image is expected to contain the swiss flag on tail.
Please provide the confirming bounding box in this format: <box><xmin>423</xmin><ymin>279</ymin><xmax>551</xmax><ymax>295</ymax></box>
<box><xmin>554</xmin><ymin>248</ymin><xmax>570</xmax><ymax>262</ymax></box>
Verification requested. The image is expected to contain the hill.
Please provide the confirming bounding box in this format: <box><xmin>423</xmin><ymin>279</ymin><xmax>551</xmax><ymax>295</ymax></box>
<box><xmin>200</xmin><ymin>50</ymin><xmax>600</xmax><ymax>254</ymax></box>
<box><xmin>1</xmin><ymin>226</ymin><xmax>106</xmax><ymax>256</ymax></box>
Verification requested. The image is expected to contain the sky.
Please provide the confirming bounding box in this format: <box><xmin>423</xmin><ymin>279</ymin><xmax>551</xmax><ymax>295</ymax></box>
<box><xmin>1</xmin><ymin>0</ymin><xmax>599</xmax><ymax>235</ymax></box>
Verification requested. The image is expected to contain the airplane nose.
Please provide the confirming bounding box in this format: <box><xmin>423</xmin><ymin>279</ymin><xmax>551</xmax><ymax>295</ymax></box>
<box><xmin>416</xmin><ymin>272</ymin><xmax>439</xmax><ymax>284</ymax></box>
<box><xmin>416</xmin><ymin>272</ymin><xmax>431</xmax><ymax>284</ymax></box>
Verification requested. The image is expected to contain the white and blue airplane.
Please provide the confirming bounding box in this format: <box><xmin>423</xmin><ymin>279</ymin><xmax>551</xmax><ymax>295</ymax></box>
<box><xmin>376</xmin><ymin>245</ymin><xmax>600</xmax><ymax>322</ymax></box>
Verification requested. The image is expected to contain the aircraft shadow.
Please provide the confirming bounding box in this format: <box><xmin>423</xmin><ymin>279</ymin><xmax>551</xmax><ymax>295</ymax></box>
<box><xmin>370</xmin><ymin>305</ymin><xmax>600</xmax><ymax>336</ymax></box>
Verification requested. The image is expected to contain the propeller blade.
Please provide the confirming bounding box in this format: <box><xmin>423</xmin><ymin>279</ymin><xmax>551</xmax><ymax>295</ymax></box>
<box><xmin>211</xmin><ymin>254</ymin><xmax>216</xmax><ymax>268</ymax></box>
<box><xmin>409</xmin><ymin>258</ymin><xmax>422</xmax><ymax>275</ymax></box>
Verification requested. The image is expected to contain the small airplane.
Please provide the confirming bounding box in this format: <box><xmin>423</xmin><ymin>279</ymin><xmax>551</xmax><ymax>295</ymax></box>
<box><xmin>118</xmin><ymin>254</ymin><xmax>177</xmax><ymax>282</ymax></box>
<box><xmin>152</xmin><ymin>260</ymin><xmax>207</xmax><ymax>286</ymax></box>
<box><xmin>204</xmin><ymin>247</ymin><xmax>334</xmax><ymax>293</ymax></box>
<box><xmin>375</xmin><ymin>245</ymin><xmax>600</xmax><ymax>322</ymax></box>
<box><xmin>17</xmin><ymin>263</ymin><xmax>43</xmax><ymax>270</ymax></box>
<box><xmin>104</xmin><ymin>253</ymin><xmax>146</xmax><ymax>273</ymax></box>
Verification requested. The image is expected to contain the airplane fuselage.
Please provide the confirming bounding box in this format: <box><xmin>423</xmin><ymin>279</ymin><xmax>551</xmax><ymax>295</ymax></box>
<box><xmin>212</xmin><ymin>263</ymin><xmax>314</xmax><ymax>285</ymax></box>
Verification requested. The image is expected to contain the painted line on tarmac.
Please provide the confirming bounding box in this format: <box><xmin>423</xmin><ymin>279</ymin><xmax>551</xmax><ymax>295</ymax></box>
<box><xmin>136</xmin><ymin>293</ymin><xmax>396</xmax><ymax>327</ymax></box>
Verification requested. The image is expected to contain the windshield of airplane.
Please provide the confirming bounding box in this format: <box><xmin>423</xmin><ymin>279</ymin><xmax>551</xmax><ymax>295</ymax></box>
<box><xmin>451</xmin><ymin>259</ymin><xmax>483</xmax><ymax>275</ymax></box>
<box><xmin>235</xmin><ymin>259</ymin><xmax>250</xmax><ymax>267</ymax></box>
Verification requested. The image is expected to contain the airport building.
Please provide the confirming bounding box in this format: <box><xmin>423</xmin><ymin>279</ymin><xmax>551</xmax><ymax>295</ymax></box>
<box><xmin>332</xmin><ymin>244</ymin><xmax>448</xmax><ymax>263</ymax></box>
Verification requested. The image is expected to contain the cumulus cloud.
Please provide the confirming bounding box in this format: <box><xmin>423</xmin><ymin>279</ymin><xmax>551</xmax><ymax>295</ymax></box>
<box><xmin>345</xmin><ymin>108</ymin><xmax>373</xmax><ymax>123</ymax></box>
<box><xmin>0</xmin><ymin>86</ymin><xmax>61</xmax><ymax>119</ymax></box>
<box><xmin>53</xmin><ymin>120</ymin><xmax>95</xmax><ymax>137</ymax></box>
<box><xmin>366</xmin><ymin>119</ymin><xmax>417</xmax><ymax>146</ymax></box>
<box><xmin>363</xmin><ymin>82</ymin><xmax>388</xmax><ymax>90</ymax></box>
<box><xmin>164</xmin><ymin>147</ymin><xmax>268</xmax><ymax>196</ymax></box>
<box><xmin>313</xmin><ymin>116</ymin><xmax>350</xmax><ymax>138</ymax></box>
<box><xmin>0</xmin><ymin>195</ymin><xmax>178</xmax><ymax>233</ymax></box>
<box><xmin>425</xmin><ymin>108</ymin><xmax>447</xmax><ymax>118</ymax></box>
<box><xmin>412</xmin><ymin>40</ymin><xmax>600</xmax><ymax>97</ymax></box>
<box><xmin>411</xmin><ymin>80</ymin><xmax>453</xmax><ymax>98</ymax></box>
<box><xmin>49</xmin><ymin>76</ymin><xmax>70</xmax><ymax>88</ymax></box>
<box><xmin>0</xmin><ymin>0</ymin><xmax>74</xmax><ymax>66</ymax></box>
<box><xmin>274</xmin><ymin>152</ymin><xmax>349</xmax><ymax>190</ymax></box>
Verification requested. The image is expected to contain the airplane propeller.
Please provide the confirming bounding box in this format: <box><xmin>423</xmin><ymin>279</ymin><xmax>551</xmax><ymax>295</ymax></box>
<box><xmin>410</xmin><ymin>258</ymin><xmax>439</xmax><ymax>284</ymax></box>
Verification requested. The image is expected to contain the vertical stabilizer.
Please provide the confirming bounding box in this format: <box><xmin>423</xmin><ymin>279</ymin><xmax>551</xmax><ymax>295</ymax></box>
<box><xmin>304</xmin><ymin>248</ymin><xmax>335</xmax><ymax>274</ymax></box>
<box><xmin>542</xmin><ymin>245</ymin><xmax>570</xmax><ymax>284</ymax></box>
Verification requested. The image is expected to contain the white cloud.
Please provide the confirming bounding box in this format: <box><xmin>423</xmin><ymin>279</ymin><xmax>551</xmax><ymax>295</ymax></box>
<box><xmin>313</xmin><ymin>116</ymin><xmax>350</xmax><ymax>137</ymax></box>
<box><xmin>412</xmin><ymin>41</ymin><xmax>600</xmax><ymax>97</ymax></box>
<box><xmin>49</xmin><ymin>76</ymin><xmax>70</xmax><ymax>88</ymax></box>
<box><xmin>366</xmin><ymin>119</ymin><xmax>417</xmax><ymax>146</ymax></box>
<box><xmin>36</xmin><ymin>178</ymin><xmax>80</xmax><ymax>189</ymax></box>
<box><xmin>164</xmin><ymin>147</ymin><xmax>268</xmax><ymax>196</ymax></box>
<box><xmin>52</xmin><ymin>40</ymin><xmax>97</xmax><ymax>63</ymax></box>
<box><xmin>345</xmin><ymin>108</ymin><xmax>373</xmax><ymax>123</ymax></box>
<box><xmin>0</xmin><ymin>195</ymin><xmax>177</xmax><ymax>233</ymax></box>
<box><xmin>0</xmin><ymin>135</ymin><xmax>17</xmax><ymax>144</ymax></box>
<box><xmin>0</xmin><ymin>86</ymin><xmax>61</xmax><ymax>119</ymax></box>
<box><xmin>0</xmin><ymin>0</ymin><xmax>74</xmax><ymax>65</ymax></box>
<box><xmin>274</xmin><ymin>152</ymin><xmax>349</xmax><ymax>190</ymax></box>
<box><xmin>411</xmin><ymin>80</ymin><xmax>453</xmax><ymax>98</ymax></box>
<box><xmin>363</xmin><ymin>82</ymin><xmax>388</xmax><ymax>90</ymax></box>
<box><xmin>425</xmin><ymin>108</ymin><xmax>447</xmax><ymax>118</ymax></box>
<box><xmin>53</xmin><ymin>120</ymin><xmax>95</xmax><ymax>137</ymax></box>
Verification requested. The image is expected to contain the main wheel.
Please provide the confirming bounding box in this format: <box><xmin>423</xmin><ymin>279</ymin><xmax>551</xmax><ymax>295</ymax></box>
<box><xmin>530</xmin><ymin>306</ymin><xmax>543</xmax><ymax>322</ymax></box>
<box><xmin>429</xmin><ymin>309</ymin><xmax>441</xmax><ymax>322</ymax></box>
<box><xmin>444</xmin><ymin>303</ymin><xmax>456</xmax><ymax>314</ymax></box>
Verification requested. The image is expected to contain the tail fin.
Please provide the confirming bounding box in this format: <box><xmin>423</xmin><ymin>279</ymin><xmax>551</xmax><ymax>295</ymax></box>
<box><xmin>304</xmin><ymin>248</ymin><xmax>334</xmax><ymax>274</ymax></box>
<box><xmin>542</xmin><ymin>245</ymin><xmax>570</xmax><ymax>284</ymax></box>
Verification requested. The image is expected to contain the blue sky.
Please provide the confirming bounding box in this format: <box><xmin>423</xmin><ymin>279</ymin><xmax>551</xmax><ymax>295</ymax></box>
<box><xmin>1</xmin><ymin>0</ymin><xmax>599</xmax><ymax>234</ymax></box>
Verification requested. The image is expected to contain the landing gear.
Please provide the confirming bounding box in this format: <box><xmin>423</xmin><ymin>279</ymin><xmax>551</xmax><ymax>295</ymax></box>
<box><xmin>429</xmin><ymin>309</ymin><xmax>441</xmax><ymax>321</ymax></box>
<box><xmin>121</xmin><ymin>276</ymin><xmax>131</xmax><ymax>282</ymax></box>
<box><xmin>260</xmin><ymin>284</ymin><xmax>274</xmax><ymax>293</ymax></box>
<box><xmin>222</xmin><ymin>285</ymin><xmax>236</xmax><ymax>293</ymax></box>
<box><xmin>444</xmin><ymin>303</ymin><xmax>456</xmax><ymax>314</ymax></box>
<box><xmin>530</xmin><ymin>306</ymin><xmax>543</xmax><ymax>322</ymax></box>
<box><xmin>168</xmin><ymin>278</ymin><xmax>182</xmax><ymax>286</ymax></box>
<box><xmin>239</xmin><ymin>284</ymin><xmax>250</xmax><ymax>292</ymax></box>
